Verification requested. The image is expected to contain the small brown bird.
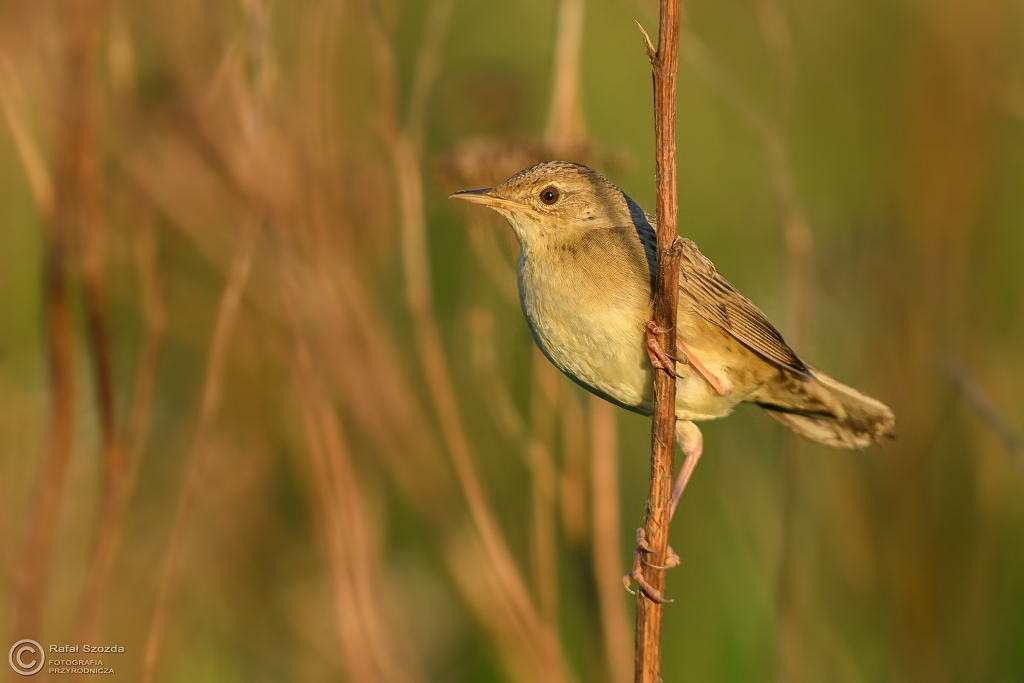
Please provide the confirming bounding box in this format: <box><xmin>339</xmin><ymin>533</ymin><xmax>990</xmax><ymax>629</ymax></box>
<box><xmin>451</xmin><ymin>161</ymin><xmax>894</xmax><ymax>592</ymax></box>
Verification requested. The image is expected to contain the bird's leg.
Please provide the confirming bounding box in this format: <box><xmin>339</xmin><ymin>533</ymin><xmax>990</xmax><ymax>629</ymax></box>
<box><xmin>645</xmin><ymin>321</ymin><xmax>680</xmax><ymax>377</ymax></box>
<box><xmin>671</xmin><ymin>420</ymin><xmax>704</xmax><ymax>519</ymax></box>
<box><xmin>626</xmin><ymin>338</ymin><xmax>707</xmax><ymax>602</ymax></box>
<box><xmin>622</xmin><ymin>528</ymin><xmax>674</xmax><ymax>603</ymax></box>
<box><xmin>624</xmin><ymin>422</ymin><xmax>702</xmax><ymax>600</ymax></box>
<box><xmin>675</xmin><ymin>339</ymin><xmax>734</xmax><ymax>396</ymax></box>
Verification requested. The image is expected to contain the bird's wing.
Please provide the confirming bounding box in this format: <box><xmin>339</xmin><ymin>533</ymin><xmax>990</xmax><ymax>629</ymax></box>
<box><xmin>677</xmin><ymin>238</ymin><xmax>810</xmax><ymax>377</ymax></box>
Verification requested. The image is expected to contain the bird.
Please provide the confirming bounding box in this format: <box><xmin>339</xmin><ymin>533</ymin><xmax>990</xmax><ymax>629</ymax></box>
<box><xmin>450</xmin><ymin>160</ymin><xmax>895</xmax><ymax>599</ymax></box>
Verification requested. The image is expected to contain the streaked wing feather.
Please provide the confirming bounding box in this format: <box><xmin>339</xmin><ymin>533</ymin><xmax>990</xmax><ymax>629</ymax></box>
<box><xmin>677</xmin><ymin>238</ymin><xmax>810</xmax><ymax>376</ymax></box>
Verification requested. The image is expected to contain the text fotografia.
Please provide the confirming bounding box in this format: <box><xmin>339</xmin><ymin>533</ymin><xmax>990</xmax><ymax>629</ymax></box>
<box><xmin>50</xmin><ymin>645</ymin><xmax>125</xmax><ymax>653</ymax></box>
<box><xmin>49</xmin><ymin>660</ymin><xmax>115</xmax><ymax>675</ymax></box>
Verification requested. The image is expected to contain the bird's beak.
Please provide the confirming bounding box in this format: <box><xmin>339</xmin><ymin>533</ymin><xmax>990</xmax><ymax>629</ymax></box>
<box><xmin>449</xmin><ymin>188</ymin><xmax>526</xmax><ymax>211</ymax></box>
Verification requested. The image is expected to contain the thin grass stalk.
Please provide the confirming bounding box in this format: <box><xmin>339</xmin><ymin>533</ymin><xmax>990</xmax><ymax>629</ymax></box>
<box><xmin>524</xmin><ymin>0</ymin><xmax>589</xmax><ymax>629</ymax></box>
<box><xmin>75</xmin><ymin>195</ymin><xmax>166</xmax><ymax>642</ymax></box>
<box><xmin>466</xmin><ymin>309</ymin><xmax>527</xmax><ymax>442</ymax></box>
<box><xmin>0</xmin><ymin>58</ymin><xmax>55</xmax><ymax>218</ymax></box>
<box><xmin>365</xmin><ymin>2</ymin><xmax>568</xmax><ymax>677</ymax></box>
<box><xmin>558</xmin><ymin>388</ymin><xmax>588</xmax><ymax>546</ymax></box>
<box><xmin>591</xmin><ymin>397</ymin><xmax>632</xmax><ymax>683</ymax></box>
<box><xmin>0</xmin><ymin>59</ymin><xmax>56</xmax><ymax>590</ymax></box>
<box><xmin>74</xmin><ymin>7</ymin><xmax>127</xmax><ymax>636</ymax></box>
<box><xmin>289</xmin><ymin>307</ymin><xmax>425</xmax><ymax>683</ymax></box>
<box><xmin>13</xmin><ymin>1</ymin><xmax>101</xmax><ymax>638</ymax></box>
<box><xmin>390</xmin><ymin>121</ymin><xmax>567</xmax><ymax>682</ymax></box>
<box><xmin>74</xmin><ymin>241</ymin><xmax>124</xmax><ymax>646</ymax></box>
<box><xmin>527</xmin><ymin>349</ymin><xmax>559</xmax><ymax>627</ymax></box>
<box><xmin>545</xmin><ymin>0</ymin><xmax>587</xmax><ymax>151</ymax></box>
<box><xmin>289</xmin><ymin>359</ymin><xmax>376</xmax><ymax>683</ymax></box>
<box><xmin>141</xmin><ymin>236</ymin><xmax>254</xmax><ymax>683</ymax></box>
<box><xmin>634</xmin><ymin>2</ymin><xmax>682</xmax><ymax>680</ymax></box>
<box><xmin>939</xmin><ymin>356</ymin><xmax>1024</xmax><ymax>467</ymax></box>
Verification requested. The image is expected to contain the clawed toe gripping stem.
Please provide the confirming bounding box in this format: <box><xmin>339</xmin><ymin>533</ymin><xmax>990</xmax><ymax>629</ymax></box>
<box><xmin>622</xmin><ymin>528</ymin><xmax>678</xmax><ymax>604</ymax></box>
<box><xmin>646</xmin><ymin>321</ymin><xmax>685</xmax><ymax>377</ymax></box>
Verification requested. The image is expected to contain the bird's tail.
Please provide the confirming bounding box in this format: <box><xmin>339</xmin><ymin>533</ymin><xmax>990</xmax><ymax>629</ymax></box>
<box><xmin>754</xmin><ymin>366</ymin><xmax>895</xmax><ymax>449</ymax></box>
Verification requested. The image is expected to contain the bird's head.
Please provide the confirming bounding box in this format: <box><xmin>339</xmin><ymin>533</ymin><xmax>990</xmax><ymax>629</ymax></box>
<box><xmin>450</xmin><ymin>161</ymin><xmax>643</xmax><ymax>247</ymax></box>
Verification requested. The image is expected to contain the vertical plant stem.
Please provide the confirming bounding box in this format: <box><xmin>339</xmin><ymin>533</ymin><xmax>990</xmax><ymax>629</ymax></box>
<box><xmin>527</xmin><ymin>350</ymin><xmax>558</xmax><ymax>627</ymax></box>
<box><xmin>75</xmin><ymin>16</ymin><xmax>124</xmax><ymax>635</ymax></box>
<box><xmin>14</xmin><ymin>0</ymin><xmax>100</xmax><ymax>639</ymax></box>
<box><xmin>753</xmin><ymin>4</ymin><xmax>810</xmax><ymax>679</ymax></box>
<box><xmin>545</xmin><ymin>0</ymin><xmax>587</xmax><ymax>152</ymax></box>
<box><xmin>141</xmin><ymin>237</ymin><xmax>254</xmax><ymax>683</ymax></box>
<box><xmin>289</xmin><ymin>309</ymin><xmax>425</xmax><ymax>683</ymax></box>
<box><xmin>635</xmin><ymin>2</ymin><xmax>682</xmax><ymax>681</ymax></box>
<box><xmin>591</xmin><ymin>397</ymin><xmax>632</xmax><ymax>683</ymax></box>
<box><xmin>75</xmin><ymin>198</ymin><xmax>166</xmax><ymax>642</ymax></box>
<box><xmin>367</xmin><ymin>2</ymin><xmax>566</xmax><ymax>677</ymax></box>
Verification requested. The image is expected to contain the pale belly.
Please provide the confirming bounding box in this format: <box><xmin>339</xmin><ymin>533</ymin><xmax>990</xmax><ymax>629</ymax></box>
<box><xmin>518</xmin><ymin>260</ymin><xmax>743</xmax><ymax>422</ymax></box>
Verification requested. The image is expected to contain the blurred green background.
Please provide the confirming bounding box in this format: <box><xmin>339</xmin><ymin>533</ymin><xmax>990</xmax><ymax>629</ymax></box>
<box><xmin>0</xmin><ymin>0</ymin><xmax>1023</xmax><ymax>681</ymax></box>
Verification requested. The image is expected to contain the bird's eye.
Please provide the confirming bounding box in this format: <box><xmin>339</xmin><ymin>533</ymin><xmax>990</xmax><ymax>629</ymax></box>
<box><xmin>540</xmin><ymin>186</ymin><xmax>560</xmax><ymax>205</ymax></box>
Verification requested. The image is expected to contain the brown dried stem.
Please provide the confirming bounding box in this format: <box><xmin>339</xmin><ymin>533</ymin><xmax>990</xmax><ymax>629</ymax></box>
<box><xmin>635</xmin><ymin>2</ymin><xmax>683</xmax><ymax>681</ymax></box>
<box><xmin>365</xmin><ymin>1</ymin><xmax>567</xmax><ymax>677</ymax></box>
<box><xmin>75</xmin><ymin>197</ymin><xmax>166</xmax><ymax>642</ymax></box>
<box><xmin>74</xmin><ymin>18</ymin><xmax>124</xmax><ymax>638</ymax></box>
<box><xmin>546</xmin><ymin>0</ymin><xmax>587</xmax><ymax>152</ymax></box>
<box><xmin>940</xmin><ymin>356</ymin><xmax>1024</xmax><ymax>468</ymax></box>
<box><xmin>75</xmin><ymin>9</ymin><xmax>166</xmax><ymax>638</ymax></box>
<box><xmin>527</xmin><ymin>349</ymin><xmax>559</xmax><ymax>627</ymax></box>
<box><xmin>289</xmin><ymin>306</ymin><xmax>425</xmax><ymax>683</ymax></box>
<box><xmin>591</xmin><ymin>397</ymin><xmax>632</xmax><ymax>683</ymax></box>
<box><xmin>13</xmin><ymin>2</ymin><xmax>100</xmax><ymax>639</ymax></box>
<box><xmin>141</xmin><ymin>236</ymin><xmax>254</xmax><ymax>683</ymax></box>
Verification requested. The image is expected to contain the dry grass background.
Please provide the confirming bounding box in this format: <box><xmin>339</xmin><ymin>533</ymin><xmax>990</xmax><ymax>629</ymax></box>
<box><xmin>0</xmin><ymin>0</ymin><xmax>1023</xmax><ymax>681</ymax></box>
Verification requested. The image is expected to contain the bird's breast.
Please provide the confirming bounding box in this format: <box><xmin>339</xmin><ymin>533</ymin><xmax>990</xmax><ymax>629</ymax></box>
<box><xmin>517</xmin><ymin>251</ymin><xmax>654</xmax><ymax>412</ymax></box>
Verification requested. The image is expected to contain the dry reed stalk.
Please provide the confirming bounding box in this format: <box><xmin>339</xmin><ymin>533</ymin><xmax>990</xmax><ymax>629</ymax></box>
<box><xmin>466</xmin><ymin>308</ymin><xmax>527</xmax><ymax>442</ymax></box>
<box><xmin>137</xmin><ymin>4</ymin><xmax>436</xmax><ymax>673</ymax></box>
<box><xmin>939</xmin><ymin>356</ymin><xmax>1024</xmax><ymax>468</ymax></box>
<box><xmin>0</xmin><ymin>58</ymin><xmax>55</xmax><ymax>589</ymax></box>
<box><xmin>0</xmin><ymin>58</ymin><xmax>55</xmax><ymax>218</ymax></box>
<box><xmin>523</xmin><ymin>0</ymin><xmax>590</xmax><ymax>629</ymax></box>
<box><xmin>558</xmin><ymin>388</ymin><xmax>588</xmax><ymax>546</ymax></box>
<box><xmin>445</xmin><ymin>528</ymin><xmax>555</xmax><ymax>683</ymax></box>
<box><xmin>634</xmin><ymin>2</ymin><xmax>682</xmax><ymax>680</ymax></box>
<box><xmin>590</xmin><ymin>397</ymin><xmax>632</xmax><ymax>683</ymax></box>
<box><xmin>390</xmin><ymin>102</ymin><xmax>569</xmax><ymax>683</ymax></box>
<box><xmin>545</xmin><ymin>0</ymin><xmax>587</xmax><ymax>151</ymax></box>
<box><xmin>289</xmin><ymin>308</ymin><xmax>426</xmax><ymax>683</ymax></box>
<box><xmin>13</xmin><ymin>1</ymin><xmax>102</xmax><ymax>639</ymax></box>
<box><xmin>141</xmin><ymin>236</ymin><xmax>254</xmax><ymax>683</ymax></box>
<box><xmin>123</xmin><ymin>202</ymin><xmax>168</xmax><ymax>512</ymax></box>
<box><xmin>365</xmin><ymin>1</ymin><xmax>569</xmax><ymax>678</ymax></box>
<box><xmin>75</xmin><ymin>193</ymin><xmax>166</xmax><ymax>642</ymax></box>
<box><xmin>324</xmin><ymin>265</ymin><xmax>451</xmax><ymax>508</ymax></box>
<box><xmin>463</xmin><ymin>210</ymin><xmax>522</xmax><ymax>305</ymax></box>
<box><xmin>74</xmin><ymin>6</ymin><xmax>133</xmax><ymax>640</ymax></box>
<box><xmin>528</xmin><ymin>349</ymin><xmax>560</xmax><ymax>627</ymax></box>
<box><xmin>315</xmin><ymin>265</ymin><xmax>554</xmax><ymax>680</ymax></box>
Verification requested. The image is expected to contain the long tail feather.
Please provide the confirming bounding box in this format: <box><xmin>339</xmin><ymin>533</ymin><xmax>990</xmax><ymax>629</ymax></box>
<box><xmin>756</xmin><ymin>367</ymin><xmax>895</xmax><ymax>449</ymax></box>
